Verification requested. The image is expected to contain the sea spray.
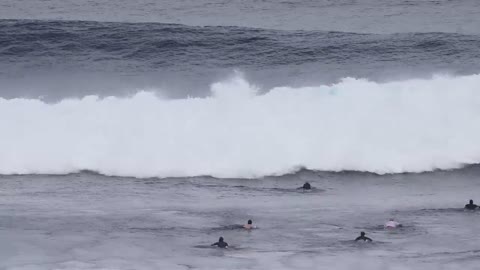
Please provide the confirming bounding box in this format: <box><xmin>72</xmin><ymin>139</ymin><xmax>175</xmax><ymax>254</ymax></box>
<box><xmin>1</xmin><ymin>73</ymin><xmax>480</xmax><ymax>178</ymax></box>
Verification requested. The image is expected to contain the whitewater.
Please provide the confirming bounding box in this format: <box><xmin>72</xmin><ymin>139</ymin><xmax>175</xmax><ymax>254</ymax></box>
<box><xmin>2</xmin><ymin>73</ymin><xmax>480</xmax><ymax>178</ymax></box>
<box><xmin>2</xmin><ymin>1</ymin><xmax>480</xmax><ymax>269</ymax></box>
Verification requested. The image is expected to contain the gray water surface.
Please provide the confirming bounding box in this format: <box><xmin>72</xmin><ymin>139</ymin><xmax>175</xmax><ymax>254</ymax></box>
<box><xmin>1</xmin><ymin>170</ymin><xmax>479</xmax><ymax>269</ymax></box>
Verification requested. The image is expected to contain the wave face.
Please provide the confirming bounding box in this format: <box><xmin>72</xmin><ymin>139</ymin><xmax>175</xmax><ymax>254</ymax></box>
<box><xmin>2</xmin><ymin>19</ymin><xmax>480</xmax><ymax>101</ymax></box>
<box><xmin>1</xmin><ymin>74</ymin><xmax>480</xmax><ymax>178</ymax></box>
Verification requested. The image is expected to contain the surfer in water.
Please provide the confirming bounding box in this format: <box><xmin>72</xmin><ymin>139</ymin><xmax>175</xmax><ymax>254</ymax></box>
<box><xmin>464</xmin><ymin>199</ymin><xmax>478</xmax><ymax>210</ymax></box>
<box><xmin>384</xmin><ymin>218</ymin><xmax>402</xmax><ymax>229</ymax></box>
<box><xmin>355</xmin><ymin>232</ymin><xmax>373</xmax><ymax>242</ymax></box>
<box><xmin>299</xmin><ymin>182</ymin><xmax>312</xmax><ymax>190</ymax></box>
<box><xmin>243</xmin><ymin>219</ymin><xmax>255</xmax><ymax>230</ymax></box>
<box><xmin>211</xmin><ymin>237</ymin><xmax>228</xmax><ymax>248</ymax></box>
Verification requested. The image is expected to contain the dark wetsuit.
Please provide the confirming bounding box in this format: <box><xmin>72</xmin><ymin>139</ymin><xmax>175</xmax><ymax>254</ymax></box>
<box><xmin>465</xmin><ymin>203</ymin><xmax>478</xmax><ymax>210</ymax></box>
<box><xmin>212</xmin><ymin>241</ymin><xmax>228</xmax><ymax>248</ymax></box>
<box><xmin>302</xmin><ymin>183</ymin><xmax>311</xmax><ymax>190</ymax></box>
<box><xmin>355</xmin><ymin>236</ymin><xmax>372</xmax><ymax>242</ymax></box>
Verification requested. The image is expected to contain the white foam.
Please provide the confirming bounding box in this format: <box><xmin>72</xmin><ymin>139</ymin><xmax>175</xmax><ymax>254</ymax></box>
<box><xmin>1</xmin><ymin>73</ymin><xmax>480</xmax><ymax>178</ymax></box>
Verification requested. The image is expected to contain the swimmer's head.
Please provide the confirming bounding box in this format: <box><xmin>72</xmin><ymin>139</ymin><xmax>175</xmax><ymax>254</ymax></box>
<box><xmin>219</xmin><ymin>237</ymin><xmax>224</xmax><ymax>242</ymax></box>
<box><xmin>470</xmin><ymin>199</ymin><xmax>474</xmax><ymax>204</ymax></box>
<box><xmin>360</xmin><ymin>231</ymin><xmax>365</xmax><ymax>236</ymax></box>
<box><xmin>248</xmin><ymin>220</ymin><xmax>252</xmax><ymax>225</ymax></box>
<box><xmin>389</xmin><ymin>218</ymin><xmax>394</xmax><ymax>221</ymax></box>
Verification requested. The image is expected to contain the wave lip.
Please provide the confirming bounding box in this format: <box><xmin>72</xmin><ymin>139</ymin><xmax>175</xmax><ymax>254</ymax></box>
<box><xmin>1</xmin><ymin>74</ymin><xmax>480</xmax><ymax>178</ymax></box>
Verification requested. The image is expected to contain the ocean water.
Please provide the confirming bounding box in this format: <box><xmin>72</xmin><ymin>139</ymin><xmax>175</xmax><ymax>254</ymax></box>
<box><xmin>1</xmin><ymin>0</ymin><xmax>480</xmax><ymax>269</ymax></box>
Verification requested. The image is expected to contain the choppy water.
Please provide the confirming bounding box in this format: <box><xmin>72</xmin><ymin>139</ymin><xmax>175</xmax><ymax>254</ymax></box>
<box><xmin>1</xmin><ymin>169</ymin><xmax>480</xmax><ymax>269</ymax></box>
<box><xmin>1</xmin><ymin>0</ymin><xmax>480</xmax><ymax>269</ymax></box>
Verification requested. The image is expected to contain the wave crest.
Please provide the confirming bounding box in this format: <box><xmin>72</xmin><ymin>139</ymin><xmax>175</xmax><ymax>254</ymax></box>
<box><xmin>1</xmin><ymin>73</ymin><xmax>480</xmax><ymax>178</ymax></box>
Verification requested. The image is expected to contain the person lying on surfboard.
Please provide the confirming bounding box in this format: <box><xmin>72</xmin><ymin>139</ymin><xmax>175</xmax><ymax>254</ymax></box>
<box><xmin>384</xmin><ymin>218</ymin><xmax>402</xmax><ymax>229</ymax></box>
<box><xmin>298</xmin><ymin>182</ymin><xmax>312</xmax><ymax>190</ymax></box>
<box><xmin>243</xmin><ymin>219</ymin><xmax>256</xmax><ymax>230</ymax></box>
<box><xmin>211</xmin><ymin>237</ymin><xmax>228</xmax><ymax>248</ymax></box>
<box><xmin>355</xmin><ymin>232</ymin><xmax>373</xmax><ymax>242</ymax></box>
<box><xmin>465</xmin><ymin>199</ymin><xmax>478</xmax><ymax>210</ymax></box>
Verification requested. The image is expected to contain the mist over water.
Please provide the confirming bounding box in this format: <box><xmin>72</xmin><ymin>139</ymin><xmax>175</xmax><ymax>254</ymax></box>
<box><xmin>1</xmin><ymin>0</ymin><xmax>480</xmax><ymax>269</ymax></box>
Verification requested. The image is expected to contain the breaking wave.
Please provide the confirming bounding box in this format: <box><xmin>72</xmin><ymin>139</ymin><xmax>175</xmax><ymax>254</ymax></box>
<box><xmin>1</xmin><ymin>73</ymin><xmax>480</xmax><ymax>178</ymax></box>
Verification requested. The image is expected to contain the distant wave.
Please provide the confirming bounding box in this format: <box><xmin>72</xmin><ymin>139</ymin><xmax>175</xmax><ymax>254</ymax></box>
<box><xmin>1</xmin><ymin>19</ymin><xmax>480</xmax><ymax>70</ymax></box>
<box><xmin>2</xmin><ymin>19</ymin><xmax>480</xmax><ymax>102</ymax></box>
<box><xmin>1</xmin><ymin>73</ymin><xmax>480</xmax><ymax>178</ymax></box>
